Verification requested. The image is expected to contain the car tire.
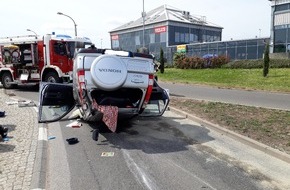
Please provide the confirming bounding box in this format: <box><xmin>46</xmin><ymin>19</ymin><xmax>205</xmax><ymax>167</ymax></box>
<box><xmin>44</xmin><ymin>72</ymin><xmax>61</xmax><ymax>83</ymax></box>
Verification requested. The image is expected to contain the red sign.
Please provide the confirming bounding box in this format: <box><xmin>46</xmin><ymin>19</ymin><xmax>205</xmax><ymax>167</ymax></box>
<box><xmin>154</xmin><ymin>26</ymin><xmax>166</xmax><ymax>34</ymax></box>
<box><xmin>111</xmin><ymin>35</ymin><xmax>119</xmax><ymax>40</ymax></box>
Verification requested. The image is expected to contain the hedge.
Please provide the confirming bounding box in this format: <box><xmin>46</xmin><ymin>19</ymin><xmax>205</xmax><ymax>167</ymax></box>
<box><xmin>173</xmin><ymin>52</ymin><xmax>290</xmax><ymax>69</ymax></box>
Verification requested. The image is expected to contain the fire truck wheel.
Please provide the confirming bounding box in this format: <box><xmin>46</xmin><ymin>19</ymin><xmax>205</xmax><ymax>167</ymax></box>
<box><xmin>44</xmin><ymin>72</ymin><xmax>61</xmax><ymax>83</ymax></box>
<box><xmin>1</xmin><ymin>72</ymin><xmax>15</xmax><ymax>89</ymax></box>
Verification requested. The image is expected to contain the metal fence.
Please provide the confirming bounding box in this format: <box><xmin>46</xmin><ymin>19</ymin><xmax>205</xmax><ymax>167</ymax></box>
<box><xmin>166</xmin><ymin>37</ymin><xmax>269</xmax><ymax>65</ymax></box>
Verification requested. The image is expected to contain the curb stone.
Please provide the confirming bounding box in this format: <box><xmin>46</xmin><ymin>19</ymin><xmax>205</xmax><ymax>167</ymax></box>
<box><xmin>30</xmin><ymin>123</ymin><xmax>47</xmax><ymax>190</ymax></box>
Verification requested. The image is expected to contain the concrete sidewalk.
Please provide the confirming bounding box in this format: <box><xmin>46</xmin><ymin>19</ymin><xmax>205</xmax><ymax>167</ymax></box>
<box><xmin>0</xmin><ymin>88</ymin><xmax>40</xmax><ymax>190</ymax></box>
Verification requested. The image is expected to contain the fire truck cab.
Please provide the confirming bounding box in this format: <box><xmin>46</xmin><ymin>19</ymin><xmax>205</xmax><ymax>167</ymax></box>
<box><xmin>0</xmin><ymin>34</ymin><xmax>92</xmax><ymax>89</ymax></box>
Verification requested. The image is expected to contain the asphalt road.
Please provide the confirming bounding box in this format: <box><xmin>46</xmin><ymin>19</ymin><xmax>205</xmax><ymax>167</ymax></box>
<box><xmin>44</xmin><ymin>113</ymin><xmax>281</xmax><ymax>190</ymax></box>
<box><xmin>6</xmin><ymin>85</ymin><xmax>290</xmax><ymax>190</ymax></box>
<box><xmin>158</xmin><ymin>81</ymin><xmax>290</xmax><ymax>111</ymax></box>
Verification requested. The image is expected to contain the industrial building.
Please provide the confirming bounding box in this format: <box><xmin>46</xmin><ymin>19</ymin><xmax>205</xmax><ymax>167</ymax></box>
<box><xmin>269</xmin><ymin>0</ymin><xmax>290</xmax><ymax>53</ymax></box>
<box><xmin>109</xmin><ymin>5</ymin><xmax>222</xmax><ymax>61</ymax></box>
<box><xmin>109</xmin><ymin>4</ymin><xmax>270</xmax><ymax>64</ymax></box>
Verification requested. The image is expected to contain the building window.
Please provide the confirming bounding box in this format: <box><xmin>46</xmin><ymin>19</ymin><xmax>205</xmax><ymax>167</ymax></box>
<box><xmin>189</xmin><ymin>34</ymin><xmax>193</xmax><ymax>43</ymax></box>
<box><xmin>150</xmin><ymin>33</ymin><xmax>155</xmax><ymax>43</ymax></box>
<box><xmin>275</xmin><ymin>3</ymin><xmax>289</xmax><ymax>12</ymax></box>
<box><xmin>175</xmin><ymin>32</ymin><xmax>180</xmax><ymax>43</ymax></box>
<box><xmin>190</xmin><ymin>34</ymin><xmax>198</xmax><ymax>43</ymax></box>
<box><xmin>135</xmin><ymin>36</ymin><xmax>140</xmax><ymax>45</ymax></box>
<box><xmin>180</xmin><ymin>33</ymin><xmax>185</xmax><ymax>43</ymax></box>
<box><xmin>275</xmin><ymin>28</ymin><xmax>287</xmax><ymax>43</ymax></box>
<box><xmin>213</xmin><ymin>35</ymin><xmax>220</xmax><ymax>41</ymax></box>
<box><xmin>185</xmin><ymin>33</ymin><xmax>189</xmax><ymax>43</ymax></box>
<box><xmin>112</xmin><ymin>40</ymin><xmax>119</xmax><ymax>49</ymax></box>
<box><xmin>160</xmin><ymin>32</ymin><xmax>166</xmax><ymax>42</ymax></box>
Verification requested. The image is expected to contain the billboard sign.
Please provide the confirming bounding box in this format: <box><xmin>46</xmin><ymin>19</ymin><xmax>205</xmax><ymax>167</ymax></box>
<box><xmin>111</xmin><ymin>35</ymin><xmax>119</xmax><ymax>40</ymax></box>
<box><xmin>177</xmin><ymin>45</ymin><xmax>186</xmax><ymax>53</ymax></box>
<box><xmin>154</xmin><ymin>26</ymin><xmax>166</xmax><ymax>34</ymax></box>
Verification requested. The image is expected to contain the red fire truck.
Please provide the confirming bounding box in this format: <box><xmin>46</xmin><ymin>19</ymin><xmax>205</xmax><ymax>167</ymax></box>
<box><xmin>0</xmin><ymin>34</ymin><xmax>91</xmax><ymax>89</ymax></box>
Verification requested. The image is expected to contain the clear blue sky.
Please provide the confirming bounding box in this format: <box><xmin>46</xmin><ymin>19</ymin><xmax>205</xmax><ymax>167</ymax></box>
<box><xmin>1</xmin><ymin>0</ymin><xmax>271</xmax><ymax>48</ymax></box>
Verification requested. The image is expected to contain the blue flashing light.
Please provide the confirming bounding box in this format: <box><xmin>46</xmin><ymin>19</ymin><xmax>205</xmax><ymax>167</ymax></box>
<box><xmin>56</xmin><ymin>34</ymin><xmax>72</xmax><ymax>39</ymax></box>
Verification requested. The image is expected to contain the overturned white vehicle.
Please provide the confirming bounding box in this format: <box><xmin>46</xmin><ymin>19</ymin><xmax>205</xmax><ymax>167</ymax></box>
<box><xmin>38</xmin><ymin>46</ymin><xmax>170</xmax><ymax>140</ymax></box>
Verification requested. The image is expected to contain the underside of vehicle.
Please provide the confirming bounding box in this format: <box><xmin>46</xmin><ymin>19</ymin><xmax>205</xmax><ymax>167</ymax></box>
<box><xmin>91</xmin><ymin>88</ymin><xmax>144</xmax><ymax>108</ymax></box>
<box><xmin>79</xmin><ymin>88</ymin><xmax>144</xmax><ymax>123</ymax></box>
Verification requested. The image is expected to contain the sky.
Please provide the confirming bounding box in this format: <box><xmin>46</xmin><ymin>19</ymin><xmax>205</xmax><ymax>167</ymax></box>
<box><xmin>1</xmin><ymin>0</ymin><xmax>272</xmax><ymax>48</ymax></box>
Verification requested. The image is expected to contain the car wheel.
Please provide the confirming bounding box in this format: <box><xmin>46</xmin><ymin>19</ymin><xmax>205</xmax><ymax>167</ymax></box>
<box><xmin>44</xmin><ymin>72</ymin><xmax>60</xmax><ymax>83</ymax></box>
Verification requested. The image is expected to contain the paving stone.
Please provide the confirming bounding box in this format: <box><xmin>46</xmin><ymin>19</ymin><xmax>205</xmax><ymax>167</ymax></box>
<box><xmin>0</xmin><ymin>89</ymin><xmax>38</xmax><ymax>190</ymax></box>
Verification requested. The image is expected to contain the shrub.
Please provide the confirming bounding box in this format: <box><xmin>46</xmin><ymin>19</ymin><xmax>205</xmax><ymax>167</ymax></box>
<box><xmin>263</xmin><ymin>43</ymin><xmax>270</xmax><ymax>77</ymax></box>
<box><xmin>173</xmin><ymin>52</ymin><xmax>186</xmax><ymax>68</ymax></box>
<box><xmin>171</xmin><ymin>52</ymin><xmax>290</xmax><ymax>69</ymax></box>
<box><xmin>173</xmin><ymin>53</ymin><xmax>229</xmax><ymax>69</ymax></box>
<box><xmin>159</xmin><ymin>48</ymin><xmax>165</xmax><ymax>73</ymax></box>
<box><xmin>222</xmin><ymin>60</ymin><xmax>263</xmax><ymax>69</ymax></box>
<box><xmin>211</xmin><ymin>55</ymin><xmax>230</xmax><ymax>68</ymax></box>
<box><xmin>270</xmin><ymin>59</ymin><xmax>290</xmax><ymax>68</ymax></box>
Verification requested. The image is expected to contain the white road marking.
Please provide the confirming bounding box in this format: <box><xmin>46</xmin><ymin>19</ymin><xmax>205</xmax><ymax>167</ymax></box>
<box><xmin>38</xmin><ymin>126</ymin><xmax>47</xmax><ymax>141</ymax></box>
<box><xmin>122</xmin><ymin>149</ymin><xmax>158</xmax><ymax>190</ymax></box>
<box><xmin>166</xmin><ymin>159</ymin><xmax>218</xmax><ymax>190</ymax></box>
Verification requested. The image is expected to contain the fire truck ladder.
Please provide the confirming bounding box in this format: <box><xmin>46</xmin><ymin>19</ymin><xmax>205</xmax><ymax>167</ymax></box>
<box><xmin>0</xmin><ymin>35</ymin><xmax>41</xmax><ymax>45</ymax></box>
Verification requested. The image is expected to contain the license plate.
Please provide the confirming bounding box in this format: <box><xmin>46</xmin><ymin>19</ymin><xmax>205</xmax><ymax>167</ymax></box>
<box><xmin>20</xmin><ymin>74</ymin><xmax>29</xmax><ymax>81</ymax></box>
<box><xmin>31</xmin><ymin>73</ymin><xmax>40</xmax><ymax>79</ymax></box>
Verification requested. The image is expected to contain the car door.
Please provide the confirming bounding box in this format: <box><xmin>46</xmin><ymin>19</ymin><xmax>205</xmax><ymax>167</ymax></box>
<box><xmin>140</xmin><ymin>80</ymin><xmax>170</xmax><ymax>116</ymax></box>
<box><xmin>38</xmin><ymin>82</ymin><xmax>76</xmax><ymax>123</ymax></box>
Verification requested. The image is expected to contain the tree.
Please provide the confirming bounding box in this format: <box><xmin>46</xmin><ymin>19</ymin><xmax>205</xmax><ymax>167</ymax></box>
<box><xmin>263</xmin><ymin>43</ymin><xmax>270</xmax><ymax>77</ymax></box>
<box><xmin>137</xmin><ymin>47</ymin><xmax>149</xmax><ymax>54</ymax></box>
<box><xmin>159</xmin><ymin>48</ymin><xmax>165</xmax><ymax>73</ymax></box>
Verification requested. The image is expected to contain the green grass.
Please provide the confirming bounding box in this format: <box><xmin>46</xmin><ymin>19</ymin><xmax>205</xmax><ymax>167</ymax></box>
<box><xmin>164</xmin><ymin>67</ymin><xmax>290</xmax><ymax>154</ymax></box>
<box><xmin>157</xmin><ymin>68</ymin><xmax>290</xmax><ymax>92</ymax></box>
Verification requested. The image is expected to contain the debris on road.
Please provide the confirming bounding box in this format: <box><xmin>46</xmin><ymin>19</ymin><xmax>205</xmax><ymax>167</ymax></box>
<box><xmin>48</xmin><ymin>136</ymin><xmax>56</xmax><ymax>140</ymax></box>
<box><xmin>66</xmin><ymin>137</ymin><xmax>79</xmax><ymax>145</ymax></box>
<box><xmin>18</xmin><ymin>100</ymin><xmax>36</xmax><ymax>107</ymax></box>
<box><xmin>101</xmin><ymin>152</ymin><xmax>114</xmax><ymax>157</ymax></box>
<box><xmin>5</xmin><ymin>101</ymin><xmax>18</xmax><ymax>105</ymax></box>
<box><xmin>0</xmin><ymin>111</ymin><xmax>5</xmax><ymax>117</ymax></box>
<box><xmin>66</xmin><ymin>121</ymin><xmax>82</xmax><ymax>128</ymax></box>
<box><xmin>0</xmin><ymin>125</ymin><xmax>8</xmax><ymax>138</ymax></box>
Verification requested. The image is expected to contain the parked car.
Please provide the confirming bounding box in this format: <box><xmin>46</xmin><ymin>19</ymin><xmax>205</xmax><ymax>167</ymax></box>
<box><xmin>38</xmin><ymin>46</ymin><xmax>170</xmax><ymax>140</ymax></box>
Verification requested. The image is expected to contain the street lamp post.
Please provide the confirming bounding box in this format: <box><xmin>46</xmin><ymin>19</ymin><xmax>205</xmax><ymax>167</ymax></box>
<box><xmin>57</xmin><ymin>12</ymin><xmax>77</xmax><ymax>37</ymax></box>
<box><xmin>142</xmin><ymin>0</ymin><xmax>145</xmax><ymax>47</ymax></box>
<box><xmin>27</xmin><ymin>29</ymin><xmax>37</xmax><ymax>38</ymax></box>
